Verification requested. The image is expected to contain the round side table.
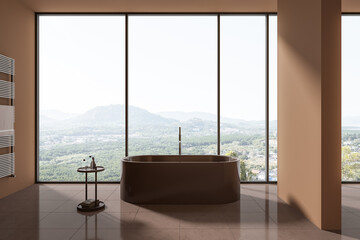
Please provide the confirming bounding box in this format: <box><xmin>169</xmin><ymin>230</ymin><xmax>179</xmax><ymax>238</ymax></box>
<box><xmin>77</xmin><ymin>166</ymin><xmax>105</xmax><ymax>212</ymax></box>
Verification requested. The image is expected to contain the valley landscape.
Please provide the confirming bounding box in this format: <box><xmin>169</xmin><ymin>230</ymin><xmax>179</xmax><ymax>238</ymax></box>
<box><xmin>39</xmin><ymin>104</ymin><xmax>360</xmax><ymax>182</ymax></box>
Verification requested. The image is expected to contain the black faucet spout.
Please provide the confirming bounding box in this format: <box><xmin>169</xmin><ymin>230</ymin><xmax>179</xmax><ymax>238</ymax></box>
<box><xmin>179</xmin><ymin>127</ymin><xmax>181</xmax><ymax>155</ymax></box>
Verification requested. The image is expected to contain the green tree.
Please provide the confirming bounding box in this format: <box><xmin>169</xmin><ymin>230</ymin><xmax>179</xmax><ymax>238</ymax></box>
<box><xmin>225</xmin><ymin>151</ymin><xmax>254</xmax><ymax>181</ymax></box>
<box><xmin>342</xmin><ymin>146</ymin><xmax>360</xmax><ymax>181</ymax></box>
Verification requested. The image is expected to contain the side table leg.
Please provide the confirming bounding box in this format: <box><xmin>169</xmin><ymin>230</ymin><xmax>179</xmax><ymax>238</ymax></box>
<box><xmin>85</xmin><ymin>172</ymin><xmax>88</xmax><ymax>200</ymax></box>
<box><xmin>95</xmin><ymin>171</ymin><xmax>98</xmax><ymax>206</ymax></box>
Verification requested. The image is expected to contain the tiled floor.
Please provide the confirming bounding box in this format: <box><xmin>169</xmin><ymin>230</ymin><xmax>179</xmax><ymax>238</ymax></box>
<box><xmin>0</xmin><ymin>184</ymin><xmax>359</xmax><ymax>239</ymax></box>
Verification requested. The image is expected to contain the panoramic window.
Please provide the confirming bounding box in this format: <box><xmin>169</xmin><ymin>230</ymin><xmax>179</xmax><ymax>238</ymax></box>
<box><xmin>128</xmin><ymin>15</ymin><xmax>217</xmax><ymax>155</ymax></box>
<box><xmin>38</xmin><ymin>15</ymin><xmax>125</xmax><ymax>181</ymax></box>
<box><xmin>220</xmin><ymin>16</ymin><xmax>266</xmax><ymax>181</ymax></box>
<box><xmin>38</xmin><ymin>14</ymin><xmax>278</xmax><ymax>182</ymax></box>
<box><xmin>342</xmin><ymin>16</ymin><xmax>360</xmax><ymax>181</ymax></box>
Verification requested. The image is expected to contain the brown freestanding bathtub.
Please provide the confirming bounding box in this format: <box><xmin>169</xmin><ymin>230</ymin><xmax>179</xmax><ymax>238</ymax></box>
<box><xmin>120</xmin><ymin>155</ymin><xmax>240</xmax><ymax>204</ymax></box>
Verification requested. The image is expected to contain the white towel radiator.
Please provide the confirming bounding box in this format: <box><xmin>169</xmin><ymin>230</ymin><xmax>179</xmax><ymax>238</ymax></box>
<box><xmin>0</xmin><ymin>54</ymin><xmax>15</xmax><ymax>178</ymax></box>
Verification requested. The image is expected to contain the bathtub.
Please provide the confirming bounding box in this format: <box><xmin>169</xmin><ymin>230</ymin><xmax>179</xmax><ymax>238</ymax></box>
<box><xmin>120</xmin><ymin>155</ymin><xmax>240</xmax><ymax>204</ymax></box>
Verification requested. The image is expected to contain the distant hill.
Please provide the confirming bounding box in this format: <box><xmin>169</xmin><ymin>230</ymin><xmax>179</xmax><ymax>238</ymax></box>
<box><xmin>40</xmin><ymin>104</ymin><xmax>276</xmax><ymax>130</ymax></box>
<box><xmin>41</xmin><ymin>109</ymin><xmax>78</xmax><ymax>121</ymax></box>
<box><xmin>39</xmin><ymin>115</ymin><xmax>59</xmax><ymax>128</ymax></box>
<box><xmin>40</xmin><ymin>107</ymin><xmax>360</xmax><ymax>131</ymax></box>
<box><xmin>158</xmin><ymin>111</ymin><xmax>217</xmax><ymax>122</ymax></box>
<box><xmin>129</xmin><ymin>106</ymin><xmax>178</xmax><ymax>126</ymax></box>
<box><xmin>41</xmin><ymin>105</ymin><xmax>178</xmax><ymax>128</ymax></box>
<box><xmin>70</xmin><ymin>104</ymin><xmax>179</xmax><ymax>126</ymax></box>
<box><xmin>158</xmin><ymin>111</ymin><xmax>243</xmax><ymax>124</ymax></box>
<box><xmin>158</xmin><ymin>111</ymin><xmax>265</xmax><ymax>125</ymax></box>
<box><xmin>68</xmin><ymin>105</ymin><xmax>125</xmax><ymax>125</ymax></box>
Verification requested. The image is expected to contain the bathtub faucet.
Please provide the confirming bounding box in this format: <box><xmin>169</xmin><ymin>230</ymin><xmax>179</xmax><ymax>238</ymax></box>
<box><xmin>179</xmin><ymin>127</ymin><xmax>181</xmax><ymax>155</ymax></box>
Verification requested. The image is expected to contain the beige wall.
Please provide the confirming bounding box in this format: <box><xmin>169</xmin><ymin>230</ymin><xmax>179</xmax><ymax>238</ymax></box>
<box><xmin>20</xmin><ymin>0</ymin><xmax>277</xmax><ymax>13</ymax></box>
<box><xmin>0</xmin><ymin>0</ymin><xmax>35</xmax><ymax>199</ymax></box>
<box><xmin>343</xmin><ymin>0</ymin><xmax>360</xmax><ymax>12</ymax></box>
<box><xmin>278</xmin><ymin>0</ymin><xmax>322</xmax><ymax>227</ymax></box>
<box><xmin>278</xmin><ymin>0</ymin><xmax>341</xmax><ymax>230</ymax></box>
<box><xmin>321</xmin><ymin>0</ymin><xmax>342</xmax><ymax>230</ymax></box>
<box><xmin>18</xmin><ymin>0</ymin><xmax>360</xmax><ymax>13</ymax></box>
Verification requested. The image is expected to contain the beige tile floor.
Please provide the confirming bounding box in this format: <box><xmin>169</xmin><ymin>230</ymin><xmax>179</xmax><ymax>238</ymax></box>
<box><xmin>0</xmin><ymin>184</ymin><xmax>359</xmax><ymax>239</ymax></box>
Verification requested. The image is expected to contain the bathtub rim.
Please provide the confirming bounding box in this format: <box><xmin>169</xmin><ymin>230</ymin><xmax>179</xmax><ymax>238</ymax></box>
<box><xmin>122</xmin><ymin>154</ymin><xmax>239</xmax><ymax>163</ymax></box>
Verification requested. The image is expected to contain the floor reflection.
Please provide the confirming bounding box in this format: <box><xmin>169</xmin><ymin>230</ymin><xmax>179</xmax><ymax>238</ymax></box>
<box><xmin>0</xmin><ymin>184</ymin><xmax>359</xmax><ymax>239</ymax></box>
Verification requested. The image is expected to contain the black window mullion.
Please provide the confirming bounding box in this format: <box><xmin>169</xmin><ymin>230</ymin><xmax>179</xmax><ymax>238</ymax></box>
<box><xmin>265</xmin><ymin>14</ymin><xmax>270</xmax><ymax>183</ymax></box>
<box><xmin>125</xmin><ymin>14</ymin><xmax>129</xmax><ymax>157</ymax></box>
<box><xmin>217</xmin><ymin>14</ymin><xmax>221</xmax><ymax>155</ymax></box>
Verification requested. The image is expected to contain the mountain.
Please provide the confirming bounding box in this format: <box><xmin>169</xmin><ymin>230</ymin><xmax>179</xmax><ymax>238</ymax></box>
<box><xmin>158</xmin><ymin>111</ymin><xmax>255</xmax><ymax>124</ymax></box>
<box><xmin>41</xmin><ymin>109</ymin><xmax>78</xmax><ymax>121</ymax></box>
<box><xmin>39</xmin><ymin>115</ymin><xmax>60</xmax><ymax>128</ymax></box>
<box><xmin>158</xmin><ymin>111</ymin><xmax>272</xmax><ymax>129</ymax></box>
<box><xmin>61</xmin><ymin>105</ymin><xmax>178</xmax><ymax>127</ymax></box>
<box><xmin>68</xmin><ymin>105</ymin><xmax>125</xmax><ymax>125</ymax></box>
<box><xmin>158</xmin><ymin>111</ymin><xmax>217</xmax><ymax>122</ymax></box>
<box><xmin>40</xmin><ymin>104</ymin><xmax>275</xmax><ymax>130</ymax></box>
<box><xmin>129</xmin><ymin>106</ymin><xmax>178</xmax><ymax>126</ymax></box>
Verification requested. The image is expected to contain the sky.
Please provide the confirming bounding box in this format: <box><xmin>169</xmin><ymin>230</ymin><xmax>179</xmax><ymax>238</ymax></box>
<box><xmin>39</xmin><ymin>15</ymin><xmax>275</xmax><ymax>121</ymax></box>
<box><xmin>39</xmin><ymin>16</ymin><xmax>125</xmax><ymax>115</ymax></box>
<box><xmin>342</xmin><ymin>16</ymin><xmax>360</xmax><ymax>118</ymax></box>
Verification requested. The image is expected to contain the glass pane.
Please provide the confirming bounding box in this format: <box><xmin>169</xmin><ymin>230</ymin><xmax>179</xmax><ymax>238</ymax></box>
<box><xmin>128</xmin><ymin>15</ymin><xmax>217</xmax><ymax>156</ymax></box>
<box><xmin>220</xmin><ymin>15</ymin><xmax>266</xmax><ymax>181</ymax></box>
<box><xmin>39</xmin><ymin>16</ymin><xmax>125</xmax><ymax>181</ymax></box>
<box><xmin>269</xmin><ymin>15</ymin><xmax>278</xmax><ymax>181</ymax></box>
<box><xmin>342</xmin><ymin>16</ymin><xmax>360</xmax><ymax>181</ymax></box>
